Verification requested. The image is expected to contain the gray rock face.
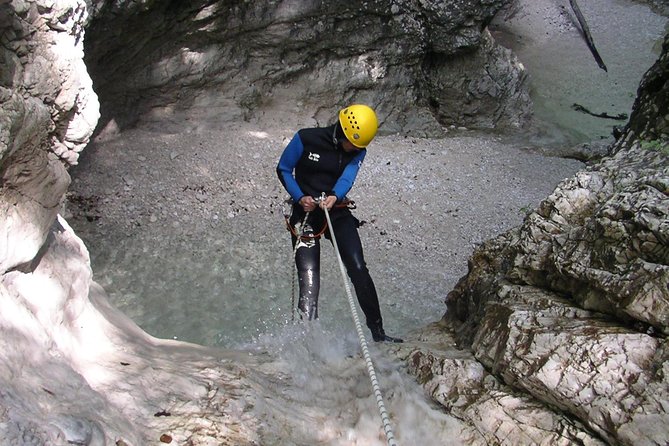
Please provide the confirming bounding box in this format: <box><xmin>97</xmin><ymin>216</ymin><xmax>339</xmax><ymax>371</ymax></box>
<box><xmin>83</xmin><ymin>0</ymin><xmax>529</xmax><ymax>136</ymax></box>
<box><xmin>470</xmin><ymin>286</ymin><xmax>667</xmax><ymax>445</ymax></box>
<box><xmin>0</xmin><ymin>0</ymin><xmax>99</xmax><ymax>273</ymax></box>
<box><xmin>431</xmin><ymin>34</ymin><xmax>669</xmax><ymax>445</ymax></box>
<box><xmin>405</xmin><ymin>322</ymin><xmax>606</xmax><ymax>445</ymax></box>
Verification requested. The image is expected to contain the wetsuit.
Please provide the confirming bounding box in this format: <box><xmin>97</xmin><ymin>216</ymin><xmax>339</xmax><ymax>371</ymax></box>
<box><xmin>276</xmin><ymin>124</ymin><xmax>384</xmax><ymax>331</ymax></box>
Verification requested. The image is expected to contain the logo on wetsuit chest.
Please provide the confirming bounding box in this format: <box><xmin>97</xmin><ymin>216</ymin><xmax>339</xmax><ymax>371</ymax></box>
<box><xmin>308</xmin><ymin>152</ymin><xmax>320</xmax><ymax>162</ymax></box>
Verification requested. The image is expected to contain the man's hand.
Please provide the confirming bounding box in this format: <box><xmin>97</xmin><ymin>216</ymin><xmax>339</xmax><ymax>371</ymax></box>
<box><xmin>320</xmin><ymin>195</ymin><xmax>337</xmax><ymax>210</ymax></box>
<box><xmin>299</xmin><ymin>196</ymin><xmax>317</xmax><ymax>212</ymax></box>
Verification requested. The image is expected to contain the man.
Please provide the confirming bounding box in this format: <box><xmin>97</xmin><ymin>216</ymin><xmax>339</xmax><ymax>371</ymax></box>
<box><xmin>276</xmin><ymin>104</ymin><xmax>403</xmax><ymax>343</ymax></box>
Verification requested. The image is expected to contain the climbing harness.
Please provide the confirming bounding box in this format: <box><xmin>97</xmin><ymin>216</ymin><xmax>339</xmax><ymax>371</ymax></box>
<box><xmin>321</xmin><ymin>195</ymin><xmax>399</xmax><ymax>446</ymax></box>
<box><xmin>282</xmin><ymin>198</ymin><xmax>356</xmax><ymax>241</ymax></box>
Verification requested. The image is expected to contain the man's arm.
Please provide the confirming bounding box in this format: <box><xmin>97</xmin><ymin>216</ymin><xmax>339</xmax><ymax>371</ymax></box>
<box><xmin>276</xmin><ymin>133</ymin><xmax>306</xmax><ymax>201</ymax></box>
<box><xmin>331</xmin><ymin>150</ymin><xmax>366</xmax><ymax>200</ymax></box>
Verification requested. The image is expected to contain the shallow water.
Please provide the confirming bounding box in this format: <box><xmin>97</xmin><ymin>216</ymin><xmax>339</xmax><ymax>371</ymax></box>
<box><xmin>492</xmin><ymin>0</ymin><xmax>667</xmax><ymax>147</ymax></box>
<box><xmin>73</xmin><ymin>133</ymin><xmax>583</xmax><ymax>348</ymax></box>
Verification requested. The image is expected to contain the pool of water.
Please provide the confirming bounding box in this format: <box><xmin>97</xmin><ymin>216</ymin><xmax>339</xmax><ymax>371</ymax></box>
<box><xmin>491</xmin><ymin>0</ymin><xmax>667</xmax><ymax>147</ymax></box>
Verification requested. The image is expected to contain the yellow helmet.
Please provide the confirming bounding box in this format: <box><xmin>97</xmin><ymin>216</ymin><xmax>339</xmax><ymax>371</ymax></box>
<box><xmin>338</xmin><ymin>104</ymin><xmax>378</xmax><ymax>148</ymax></box>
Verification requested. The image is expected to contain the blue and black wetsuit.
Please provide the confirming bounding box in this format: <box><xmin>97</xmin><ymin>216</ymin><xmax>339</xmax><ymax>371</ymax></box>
<box><xmin>276</xmin><ymin>124</ymin><xmax>384</xmax><ymax>331</ymax></box>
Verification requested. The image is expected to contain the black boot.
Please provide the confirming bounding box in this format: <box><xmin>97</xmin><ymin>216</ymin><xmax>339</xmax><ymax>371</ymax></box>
<box><xmin>370</xmin><ymin>325</ymin><xmax>403</xmax><ymax>343</ymax></box>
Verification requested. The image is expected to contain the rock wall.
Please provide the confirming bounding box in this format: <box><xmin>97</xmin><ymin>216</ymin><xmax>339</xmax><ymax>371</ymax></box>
<box><xmin>0</xmin><ymin>4</ymin><xmax>265</xmax><ymax>443</ymax></box>
<box><xmin>83</xmin><ymin>0</ymin><xmax>530</xmax><ymax>137</ymax></box>
<box><xmin>406</xmin><ymin>33</ymin><xmax>669</xmax><ymax>445</ymax></box>
<box><xmin>1</xmin><ymin>0</ymin><xmax>98</xmax><ymax>271</ymax></box>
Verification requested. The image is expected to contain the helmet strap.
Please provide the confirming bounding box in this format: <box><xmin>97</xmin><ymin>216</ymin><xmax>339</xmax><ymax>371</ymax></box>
<box><xmin>332</xmin><ymin>123</ymin><xmax>346</xmax><ymax>149</ymax></box>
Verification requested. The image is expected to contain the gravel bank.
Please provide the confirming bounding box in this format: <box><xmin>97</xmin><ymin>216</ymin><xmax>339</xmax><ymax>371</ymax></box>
<box><xmin>67</xmin><ymin>126</ymin><xmax>584</xmax><ymax>346</ymax></box>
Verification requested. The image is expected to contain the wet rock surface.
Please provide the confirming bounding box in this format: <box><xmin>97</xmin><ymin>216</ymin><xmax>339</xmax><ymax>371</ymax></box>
<box><xmin>438</xmin><ymin>34</ymin><xmax>669</xmax><ymax>445</ymax></box>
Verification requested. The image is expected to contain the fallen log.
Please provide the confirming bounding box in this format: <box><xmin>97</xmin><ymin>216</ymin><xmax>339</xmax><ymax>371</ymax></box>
<box><xmin>571</xmin><ymin>103</ymin><xmax>628</xmax><ymax>120</ymax></box>
<box><xmin>569</xmin><ymin>0</ymin><xmax>607</xmax><ymax>71</ymax></box>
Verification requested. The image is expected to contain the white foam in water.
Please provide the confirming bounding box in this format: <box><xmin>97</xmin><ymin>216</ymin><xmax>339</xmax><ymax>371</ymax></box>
<box><xmin>241</xmin><ymin>322</ymin><xmax>466</xmax><ymax>445</ymax></box>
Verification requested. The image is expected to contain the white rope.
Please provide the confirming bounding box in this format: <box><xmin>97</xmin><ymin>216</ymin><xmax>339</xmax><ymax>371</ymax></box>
<box><xmin>322</xmin><ymin>203</ymin><xmax>399</xmax><ymax>446</ymax></box>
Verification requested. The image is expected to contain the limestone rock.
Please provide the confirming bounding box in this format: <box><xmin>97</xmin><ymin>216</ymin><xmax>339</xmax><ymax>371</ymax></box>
<box><xmin>438</xmin><ymin>34</ymin><xmax>669</xmax><ymax>445</ymax></box>
<box><xmin>1</xmin><ymin>0</ymin><xmax>99</xmax><ymax>272</ymax></box>
<box><xmin>83</xmin><ymin>0</ymin><xmax>528</xmax><ymax>137</ymax></box>
<box><xmin>472</xmin><ymin>286</ymin><xmax>667</xmax><ymax>445</ymax></box>
<box><xmin>422</xmin><ymin>28</ymin><xmax>531</xmax><ymax>130</ymax></box>
<box><xmin>0</xmin><ymin>216</ymin><xmax>262</xmax><ymax>444</ymax></box>
<box><xmin>404</xmin><ymin>322</ymin><xmax>606</xmax><ymax>445</ymax></box>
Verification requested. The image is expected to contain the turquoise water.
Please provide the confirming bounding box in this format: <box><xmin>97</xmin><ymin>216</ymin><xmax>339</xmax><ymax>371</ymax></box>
<box><xmin>491</xmin><ymin>0</ymin><xmax>667</xmax><ymax>147</ymax></box>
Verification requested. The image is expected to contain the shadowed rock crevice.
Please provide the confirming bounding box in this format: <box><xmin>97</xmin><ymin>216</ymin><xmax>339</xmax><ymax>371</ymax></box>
<box><xmin>83</xmin><ymin>0</ymin><xmax>529</xmax><ymax>137</ymax></box>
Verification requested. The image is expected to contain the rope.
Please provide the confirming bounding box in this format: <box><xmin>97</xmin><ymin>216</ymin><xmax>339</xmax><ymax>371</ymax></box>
<box><xmin>322</xmin><ymin>202</ymin><xmax>399</xmax><ymax>446</ymax></box>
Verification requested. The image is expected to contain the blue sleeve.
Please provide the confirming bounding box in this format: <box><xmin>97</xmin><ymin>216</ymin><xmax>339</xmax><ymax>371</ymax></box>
<box><xmin>333</xmin><ymin>150</ymin><xmax>366</xmax><ymax>200</ymax></box>
<box><xmin>276</xmin><ymin>133</ymin><xmax>306</xmax><ymax>202</ymax></box>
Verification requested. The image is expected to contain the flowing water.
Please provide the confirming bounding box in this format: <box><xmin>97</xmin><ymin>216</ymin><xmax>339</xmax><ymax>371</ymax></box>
<box><xmin>240</xmin><ymin>324</ymin><xmax>466</xmax><ymax>445</ymax></box>
<box><xmin>69</xmin><ymin>0</ymin><xmax>667</xmax><ymax>443</ymax></box>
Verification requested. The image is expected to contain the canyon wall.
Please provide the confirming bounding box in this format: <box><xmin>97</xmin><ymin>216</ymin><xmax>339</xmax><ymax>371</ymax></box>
<box><xmin>408</xmin><ymin>32</ymin><xmax>669</xmax><ymax>446</ymax></box>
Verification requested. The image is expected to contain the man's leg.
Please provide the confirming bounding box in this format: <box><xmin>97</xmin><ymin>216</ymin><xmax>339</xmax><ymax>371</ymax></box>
<box><xmin>293</xmin><ymin>235</ymin><xmax>320</xmax><ymax>320</ymax></box>
<box><xmin>331</xmin><ymin>215</ymin><xmax>402</xmax><ymax>342</ymax></box>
